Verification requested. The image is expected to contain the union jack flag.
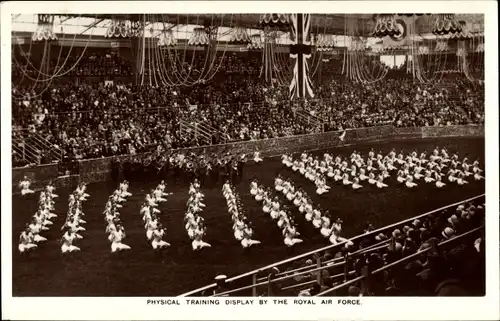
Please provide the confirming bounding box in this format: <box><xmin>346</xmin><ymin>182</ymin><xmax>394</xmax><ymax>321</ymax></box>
<box><xmin>289</xmin><ymin>14</ymin><xmax>314</xmax><ymax>99</ymax></box>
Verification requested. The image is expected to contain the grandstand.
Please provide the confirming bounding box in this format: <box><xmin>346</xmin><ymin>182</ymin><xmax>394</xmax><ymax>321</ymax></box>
<box><xmin>10</xmin><ymin>13</ymin><xmax>486</xmax><ymax>298</ymax></box>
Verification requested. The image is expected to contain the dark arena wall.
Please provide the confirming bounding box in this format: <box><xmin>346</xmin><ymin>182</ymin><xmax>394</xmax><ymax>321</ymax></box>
<box><xmin>12</xmin><ymin>126</ymin><xmax>485</xmax><ymax>296</ymax></box>
<box><xmin>12</xmin><ymin>125</ymin><xmax>484</xmax><ymax>191</ymax></box>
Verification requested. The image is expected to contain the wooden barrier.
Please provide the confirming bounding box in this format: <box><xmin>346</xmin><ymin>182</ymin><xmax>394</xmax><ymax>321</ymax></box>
<box><xmin>12</xmin><ymin>163</ymin><xmax>59</xmax><ymax>191</ymax></box>
<box><xmin>11</xmin><ymin>125</ymin><xmax>484</xmax><ymax>189</ymax></box>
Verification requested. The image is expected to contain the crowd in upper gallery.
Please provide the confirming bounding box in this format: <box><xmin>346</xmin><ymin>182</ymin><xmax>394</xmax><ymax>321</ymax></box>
<box><xmin>11</xmin><ymin>50</ymin><xmax>484</xmax><ymax>166</ymax></box>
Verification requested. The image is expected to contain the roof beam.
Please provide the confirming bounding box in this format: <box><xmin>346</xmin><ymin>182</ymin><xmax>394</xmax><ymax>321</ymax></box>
<box><xmin>79</xmin><ymin>18</ymin><xmax>105</xmax><ymax>35</ymax></box>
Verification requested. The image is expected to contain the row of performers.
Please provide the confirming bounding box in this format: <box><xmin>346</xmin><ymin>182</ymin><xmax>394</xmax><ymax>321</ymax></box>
<box><xmin>60</xmin><ymin>184</ymin><xmax>90</xmax><ymax>253</ymax></box>
<box><xmin>281</xmin><ymin>147</ymin><xmax>484</xmax><ymax>193</ymax></box>
<box><xmin>115</xmin><ymin>151</ymin><xmax>264</xmax><ymax>184</ymax></box>
<box><xmin>103</xmin><ymin>181</ymin><xmax>133</xmax><ymax>253</ymax></box>
<box><xmin>184</xmin><ymin>179</ymin><xmax>212</xmax><ymax>251</ymax></box>
<box><xmin>251</xmin><ymin>180</ymin><xmax>348</xmax><ymax>246</ymax></box>
<box><xmin>19</xmin><ymin>183</ymin><xmax>59</xmax><ymax>253</ymax></box>
<box><xmin>222</xmin><ymin>181</ymin><xmax>261</xmax><ymax>248</ymax></box>
<box><xmin>141</xmin><ymin>181</ymin><xmax>173</xmax><ymax>250</ymax></box>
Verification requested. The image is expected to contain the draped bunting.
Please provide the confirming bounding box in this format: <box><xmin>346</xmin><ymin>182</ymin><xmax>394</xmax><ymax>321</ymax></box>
<box><xmin>432</xmin><ymin>14</ymin><xmax>462</xmax><ymax>35</ymax></box>
<box><xmin>372</xmin><ymin>14</ymin><xmax>402</xmax><ymax>38</ymax></box>
<box><xmin>289</xmin><ymin>13</ymin><xmax>314</xmax><ymax>99</ymax></box>
<box><xmin>105</xmin><ymin>19</ymin><xmax>131</xmax><ymax>38</ymax></box>
<box><xmin>32</xmin><ymin>14</ymin><xmax>58</xmax><ymax>42</ymax></box>
<box><xmin>229</xmin><ymin>26</ymin><xmax>251</xmax><ymax>44</ymax></box>
<box><xmin>188</xmin><ymin>28</ymin><xmax>210</xmax><ymax>47</ymax></box>
<box><xmin>259</xmin><ymin>14</ymin><xmax>290</xmax><ymax>28</ymax></box>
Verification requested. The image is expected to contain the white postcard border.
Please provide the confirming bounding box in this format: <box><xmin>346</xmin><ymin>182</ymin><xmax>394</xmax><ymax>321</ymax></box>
<box><xmin>1</xmin><ymin>1</ymin><xmax>498</xmax><ymax>320</ymax></box>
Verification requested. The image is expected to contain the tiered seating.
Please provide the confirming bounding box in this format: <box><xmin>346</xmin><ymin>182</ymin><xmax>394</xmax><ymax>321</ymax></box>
<box><xmin>187</xmin><ymin>194</ymin><xmax>485</xmax><ymax>297</ymax></box>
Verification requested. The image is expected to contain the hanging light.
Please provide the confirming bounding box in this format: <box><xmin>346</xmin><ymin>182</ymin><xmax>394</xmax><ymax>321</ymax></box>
<box><xmin>371</xmin><ymin>45</ymin><xmax>385</xmax><ymax>54</ymax></box>
<box><xmin>349</xmin><ymin>38</ymin><xmax>366</xmax><ymax>52</ymax></box>
<box><xmin>418</xmin><ymin>46</ymin><xmax>430</xmax><ymax>55</ymax></box>
<box><xmin>475</xmin><ymin>40</ymin><xmax>484</xmax><ymax>53</ymax></box>
<box><xmin>188</xmin><ymin>27</ymin><xmax>210</xmax><ymax>47</ymax></box>
<box><xmin>316</xmin><ymin>34</ymin><xmax>335</xmax><ymax>50</ymax></box>
<box><xmin>259</xmin><ymin>14</ymin><xmax>290</xmax><ymax>28</ymax></box>
<box><xmin>105</xmin><ymin>19</ymin><xmax>131</xmax><ymax>38</ymax></box>
<box><xmin>229</xmin><ymin>26</ymin><xmax>251</xmax><ymax>44</ymax></box>
<box><xmin>456</xmin><ymin>45</ymin><xmax>467</xmax><ymax>57</ymax></box>
<box><xmin>372</xmin><ymin>14</ymin><xmax>401</xmax><ymax>38</ymax></box>
<box><xmin>31</xmin><ymin>14</ymin><xmax>58</xmax><ymax>42</ymax></box>
<box><xmin>435</xmin><ymin>40</ymin><xmax>450</xmax><ymax>52</ymax></box>
<box><xmin>432</xmin><ymin>14</ymin><xmax>462</xmax><ymax>36</ymax></box>
<box><xmin>247</xmin><ymin>34</ymin><xmax>263</xmax><ymax>50</ymax></box>
<box><xmin>157</xmin><ymin>29</ymin><xmax>178</xmax><ymax>47</ymax></box>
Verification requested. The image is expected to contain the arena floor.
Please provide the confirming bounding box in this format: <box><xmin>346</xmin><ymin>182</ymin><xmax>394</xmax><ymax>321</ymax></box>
<box><xmin>12</xmin><ymin>137</ymin><xmax>485</xmax><ymax>296</ymax></box>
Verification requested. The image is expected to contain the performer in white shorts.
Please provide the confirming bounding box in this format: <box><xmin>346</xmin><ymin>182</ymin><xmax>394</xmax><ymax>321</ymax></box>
<box><xmin>19</xmin><ymin>176</ymin><xmax>34</xmax><ymax>196</ymax></box>
<box><xmin>151</xmin><ymin>226</ymin><xmax>171</xmax><ymax>250</ymax></box>
<box><xmin>253</xmin><ymin>151</ymin><xmax>263</xmax><ymax>163</ymax></box>
<box><xmin>376</xmin><ymin>175</ymin><xmax>388</xmax><ymax>188</ymax></box>
<box><xmin>61</xmin><ymin>229</ymin><xmax>81</xmax><ymax>254</ymax></box>
<box><xmin>352</xmin><ymin>177</ymin><xmax>363</xmax><ymax>190</ymax></box>
<box><xmin>241</xmin><ymin>228</ymin><xmax>261</xmax><ymax>248</ymax></box>
<box><xmin>405</xmin><ymin>175</ymin><xmax>418</xmax><ymax>188</ymax></box>
<box><xmin>19</xmin><ymin>228</ymin><xmax>38</xmax><ymax>253</ymax></box>
<box><xmin>192</xmin><ymin>229</ymin><xmax>211</xmax><ymax>251</ymax></box>
<box><xmin>110</xmin><ymin>226</ymin><xmax>131</xmax><ymax>253</ymax></box>
<box><xmin>283</xmin><ymin>224</ymin><xmax>303</xmax><ymax>247</ymax></box>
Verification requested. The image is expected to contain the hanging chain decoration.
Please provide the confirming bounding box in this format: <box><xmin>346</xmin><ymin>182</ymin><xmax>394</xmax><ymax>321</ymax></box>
<box><xmin>343</xmin><ymin>16</ymin><xmax>388</xmax><ymax>84</ymax></box>
<box><xmin>247</xmin><ymin>33</ymin><xmax>264</xmax><ymax>50</ymax></box>
<box><xmin>31</xmin><ymin>14</ymin><xmax>58</xmax><ymax>42</ymax></box>
<box><xmin>229</xmin><ymin>26</ymin><xmax>251</xmax><ymax>44</ymax></box>
<box><xmin>372</xmin><ymin>14</ymin><xmax>401</xmax><ymax>38</ymax></box>
<box><xmin>14</xmin><ymin>14</ymin><xmax>96</xmax><ymax>100</ymax></box>
<box><xmin>475</xmin><ymin>37</ymin><xmax>484</xmax><ymax>53</ymax></box>
<box><xmin>262</xmin><ymin>27</ymin><xmax>278</xmax><ymax>83</ymax></box>
<box><xmin>188</xmin><ymin>27</ymin><xmax>211</xmax><ymax>47</ymax></box>
<box><xmin>271</xmin><ymin>31</ymin><xmax>293</xmax><ymax>87</ymax></box>
<box><xmin>432</xmin><ymin>14</ymin><xmax>462</xmax><ymax>35</ymax></box>
<box><xmin>453</xmin><ymin>21</ymin><xmax>476</xmax><ymax>82</ymax></box>
<box><xmin>141</xmin><ymin>14</ymin><xmax>232</xmax><ymax>87</ymax></box>
<box><xmin>157</xmin><ymin>28</ymin><xmax>177</xmax><ymax>47</ymax></box>
<box><xmin>349</xmin><ymin>37</ymin><xmax>366</xmax><ymax>52</ymax></box>
<box><xmin>105</xmin><ymin>18</ymin><xmax>131</xmax><ymax>38</ymax></box>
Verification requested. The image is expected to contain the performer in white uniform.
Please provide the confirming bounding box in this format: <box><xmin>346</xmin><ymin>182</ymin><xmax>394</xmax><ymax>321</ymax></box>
<box><xmin>19</xmin><ymin>176</ymin><xmax>34</xmax><ymax>196</ymax></box>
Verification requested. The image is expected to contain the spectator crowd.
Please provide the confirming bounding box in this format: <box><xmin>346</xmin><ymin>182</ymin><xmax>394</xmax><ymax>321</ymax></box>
<box><xmin>12</xmin><ymin>50</ymin><xmax>484</xmax><ymax>166</ymax></box>
<box><xmin>209</xmin><ymin>198</ymin><xmax>485</xmax><ymax>297</ymax></box>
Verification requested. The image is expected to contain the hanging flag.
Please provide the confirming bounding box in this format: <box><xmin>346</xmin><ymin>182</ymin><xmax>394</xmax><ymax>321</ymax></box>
<box><xmin>289</xmin><ymin>13</ymin><xmax>314</xmax><ymax>99</ymax></box>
